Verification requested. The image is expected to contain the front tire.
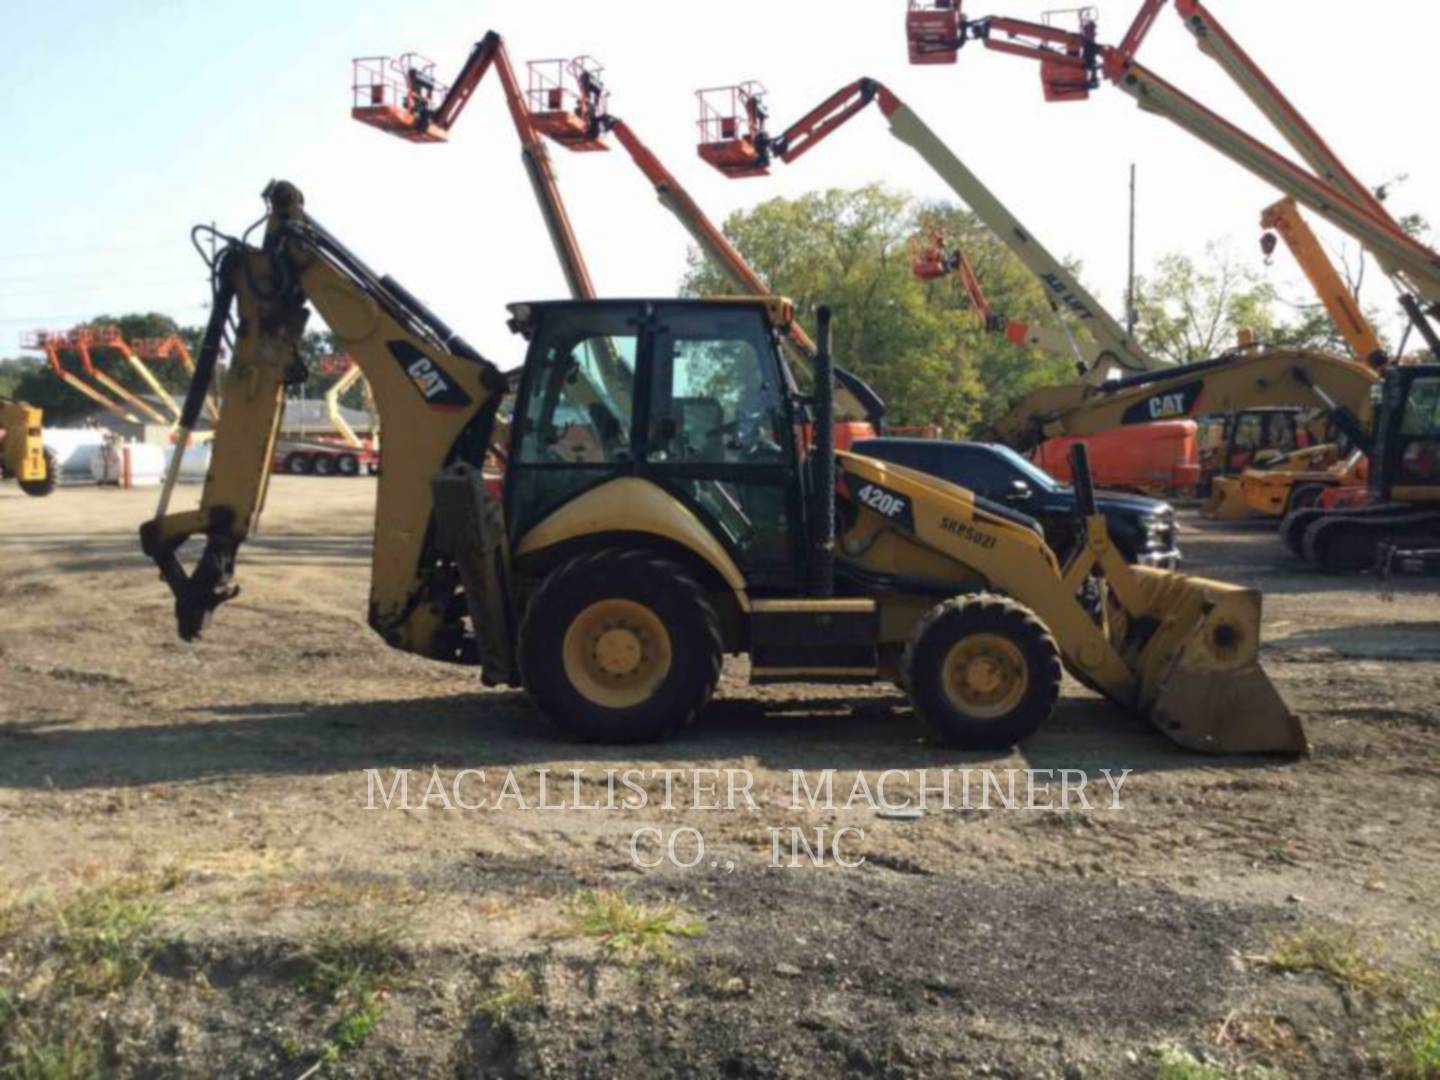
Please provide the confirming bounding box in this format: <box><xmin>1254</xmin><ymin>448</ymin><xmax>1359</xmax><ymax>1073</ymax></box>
<box><xmin>19</xmin><ymin>448</ymin><xmax>58</xmax><ymax>497</ymax></box>
<box><xmin>336</xmin><ymin>453</ymin><xmax>360</xmax><ymax>477</ymax></box>
<box><xmin>518</xmin><ymin>550</ymin><xmax>723</xmax><ymax>743</ymax></box>
<box><xmin>902</xmin><ymin>594</ymin><xmax>1062</xmax><ymax>750</ymax></box>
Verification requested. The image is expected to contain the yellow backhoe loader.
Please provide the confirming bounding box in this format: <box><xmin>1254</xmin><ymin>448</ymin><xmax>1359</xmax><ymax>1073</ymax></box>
<box><xmin>140</xmin><ymin>182</ymin><xmax>1304</xmax><ymax>754</ymax></box>
<box><xmin>1</xmin><ymin>399</ymin><xmax>57</xmax><ymax>497</ymax></box>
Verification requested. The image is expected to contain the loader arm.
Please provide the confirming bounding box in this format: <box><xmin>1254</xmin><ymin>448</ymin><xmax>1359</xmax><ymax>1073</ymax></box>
<box><xmin>989</xmin><ymin>346</ymin><xmax>1380</xmax><ymax>453</ymax></box>
<box><xmin>141</xmin><ymin>182</ymin><xmax>508</xmax><ymax>657</ymax></box>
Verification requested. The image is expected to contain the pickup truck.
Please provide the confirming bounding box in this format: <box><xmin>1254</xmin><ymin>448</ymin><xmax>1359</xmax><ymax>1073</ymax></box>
<box><xmin>853</xmin><ymin>437</ymin><xmax>1181</xmax><ymax>567</ymax></box>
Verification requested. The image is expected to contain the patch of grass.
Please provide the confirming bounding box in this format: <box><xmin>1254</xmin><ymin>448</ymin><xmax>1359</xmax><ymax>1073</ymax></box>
<box><xmin>330</xmin><ymin>992</ymin><xmax>384</xmax><ymax>1053</ymax></box>
<box><xmin>554</xmin><ymin>890</ymin><xmax>705</xmax><ymax>966</ymax></box>
<box><xmin>1153</xmin><ymin>1044</ymin><xmax>1285</xmax><ymax>1080</ymax></box>
<box><xmin>0</xmin><ymin>994</ymin><xmax>101</xmax><ymax>1080</ymax></box>
<box><xmin>293</xmin><ymin>911</ymin><xmax>409</xmax><ymax>1003</ymax></box>
<box><xmin>475</xmin><ymin>971</ymin><xmax>538</xmax><ymax>1023</ymax></box>
<box><xmin>51</xmin><ymin>876</ymin><xmax>163</xmax><ymax>995</ymax></box>
<box><xmin>1384</xmin><ymin>1004</ymin><xmax>1440</xmax><ymax>1079</ymax></box>
<box><xmin>1265</xmin><ymin>926</ymin><xmax>1391</xmax><ymax>994</ymax></box>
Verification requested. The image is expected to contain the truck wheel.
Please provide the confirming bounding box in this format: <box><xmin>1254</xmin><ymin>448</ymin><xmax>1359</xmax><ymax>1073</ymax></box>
<box><xmin>903</xmin><ymin>593</ymin><xmax>1062</xmax><ymax>750</ymax></box>
<box><xmin>336</xmin><ymin>453</ymin><xmax>360</xmax><ymax>476</ymax></box>
<box><xmin>285</xmin><ymin>453</ymin><xmax>312</xmax><ymax>475</ymax></box>
<box><xmin>313</xmin><ymin>454</ymin><xmax>334</xmax><ymax>476</ymax></box>
<box><xmin>519</xmin><ymin>550</ymin><xmax>722</xmax><ymax>743</ymax></box>
<box><xmin>19</xmin><ymin>448</ymin><xmax>59</xmax><ymax>497</ymax></box>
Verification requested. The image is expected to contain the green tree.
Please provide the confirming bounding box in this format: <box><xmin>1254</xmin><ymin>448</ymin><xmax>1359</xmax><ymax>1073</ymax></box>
<box><xmin>1132</xmin><ymin>243</ymin><xmax>1283</xmax><ymax>364</ymax></box>
<box><xmin>679</xmin><ymin>185</ymin><xmax>1076</xmax><ymax>434</ymax></box>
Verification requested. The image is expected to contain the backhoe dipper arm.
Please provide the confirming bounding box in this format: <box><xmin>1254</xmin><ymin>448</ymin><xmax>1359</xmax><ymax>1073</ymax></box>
<box><xmin>989</xmin><ymin>346</ymin><xmax>1378</xmax><ymax>452</ymax></box>
<box><xmin>734</xmin><ymin>77</ymin><xmax>1160</xmax><ymax>376</ymax></box>
<box><xmin>141</xmin><ymin>181</ymin><xmax>508</xmax><ymax>653</ymax></box>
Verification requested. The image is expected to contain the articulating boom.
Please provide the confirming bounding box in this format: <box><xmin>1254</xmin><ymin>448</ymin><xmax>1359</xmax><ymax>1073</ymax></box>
<box><xmin>694</xmin><ymin>76</ymin><xmax>1161</xmax><ymax>380</ymax></box>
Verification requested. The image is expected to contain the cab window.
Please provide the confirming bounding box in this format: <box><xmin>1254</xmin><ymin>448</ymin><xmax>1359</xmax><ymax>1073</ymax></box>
<box><xmin>516</xmin><ymin>311</ymin><xmax>637</xmax><ymax>465</ymax></box>
<box><xmin>648</xmin><ymin>312</ymin><xmax>786</xmax><ymax>465</ymax></box>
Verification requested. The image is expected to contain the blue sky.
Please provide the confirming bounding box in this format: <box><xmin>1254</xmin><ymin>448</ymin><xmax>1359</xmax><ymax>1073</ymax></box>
<box><xmin>3</xmin><ymin>0</ymin><xmax>1435</xmax><ymax>367</ymax></box>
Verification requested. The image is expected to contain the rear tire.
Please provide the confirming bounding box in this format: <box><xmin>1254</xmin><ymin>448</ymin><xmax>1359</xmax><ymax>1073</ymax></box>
<box><xmin>902</xmin><ymin>593</ymin><xmax>1062</xmax><ymax>750</ymax></box>
<box><xmin>285</xmin><ymin>453</ymin><xmax>312</xmax><ymax>475</ymax></box>
<box><xmin>18</xmin><ymin>448</ymin><xmax>58</xmax><ymax>497</ymax></box>
<box><xmin>313</xmin><ymin>454</ymin><xmax>334</xmax><ymax>476</ymax></box>
<box><xmin>519</xmin><ymin>550</ymin><xmax>722</xmax><ymax>743</ymax></box>
<box><xmin>336</xmin><ymin>453</ymin><xmax>360</xmax><ymax>477</ymax></box>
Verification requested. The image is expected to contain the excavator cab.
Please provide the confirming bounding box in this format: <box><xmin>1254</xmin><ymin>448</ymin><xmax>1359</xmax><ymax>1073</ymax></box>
<box><xmin>696</xmin><ymin>83</ymin><xmax>771</xmax><ymax>177</ymax></box>
<box><xmin>525</xmin><ymin>57</ymin><xmax>610</xmax><ymax>151</ymax></box>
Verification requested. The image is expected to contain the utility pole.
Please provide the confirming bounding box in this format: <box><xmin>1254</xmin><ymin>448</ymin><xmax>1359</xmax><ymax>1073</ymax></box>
<box><xmin>1126</xmin><ymin>164</ymin><xmax>1138</xmax><ymax>338</ymax></box>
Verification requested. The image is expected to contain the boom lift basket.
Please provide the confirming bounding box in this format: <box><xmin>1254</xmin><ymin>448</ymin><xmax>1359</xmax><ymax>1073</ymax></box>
<box><xmin>696</xmin><ymin>83</ymin><xmax>770</xmax><ymax>177</ymax></box>
<box><xmin>526</xmin><ymin>58</ymin><xmax>609</xmax><ymax>151</ymax></box>
<box><xmin>907</xmin><ymin>1</ymin><xmax>963</xmax><ymax>65</ymax></box>
<box><xmin>909</xmin><ymin>231</ymin><xmax>954</xmax><ymax>280</ymax></box>
<box><xmin>351</xmin><ymin>55</ymin><xmax>450</xmax><ymax>142</ymax></box>
<box><xmin>1038</xmin><ymin>9</ymin><xmax>1100</xmax><ymax>101</ymax></box>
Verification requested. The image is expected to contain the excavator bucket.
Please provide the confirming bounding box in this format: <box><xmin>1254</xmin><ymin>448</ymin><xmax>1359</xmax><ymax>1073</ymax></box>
<box><xmin>1129</xmin><ymin>571</ymin><xmax>1306</xmax><ymax>754</ymax></box>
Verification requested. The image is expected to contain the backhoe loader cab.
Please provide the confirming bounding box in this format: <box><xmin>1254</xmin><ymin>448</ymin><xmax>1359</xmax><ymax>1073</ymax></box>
<box><xmin>143</xmin><ymin>183</ymin><xmax>1303</xmax><ymax>754</ymax></box>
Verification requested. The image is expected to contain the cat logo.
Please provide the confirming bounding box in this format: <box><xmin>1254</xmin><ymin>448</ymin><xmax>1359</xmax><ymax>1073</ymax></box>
<box><xmin>1120</xmin><ymin>380</ymin><xmax>1203</xmax><ymax>426</ymax></box>
<box><xmin>1147</xmin><ymin>392</ymin><xmax>1188</xmax><ymax>419</ymax></box>
<box><xmin>386</xmin><ymin>341</ymin><xmax>472</xmax><ymax>410</ymax></box>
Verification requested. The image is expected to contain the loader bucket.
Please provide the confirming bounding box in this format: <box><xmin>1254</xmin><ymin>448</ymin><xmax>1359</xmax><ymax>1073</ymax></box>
<box><xmin>1202</xmin><ymin>476</ymin><xmax>1253</xmax><ymax>520</ymax></box>
<box><xmin>1130</xmin><ymin>572</ymin><xmax>1307</xmax><ymax>754</ymax></box>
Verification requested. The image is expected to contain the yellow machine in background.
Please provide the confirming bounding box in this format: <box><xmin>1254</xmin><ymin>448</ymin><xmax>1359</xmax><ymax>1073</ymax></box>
<box><xmin>141</xmin><ymin>182</ymin><xmax>1304</xmax><ymax>755</ymax></box>
<box><xmin>0</xmin><ymin>400</ymin><xmax>57</xmax><ymax>497</ymax></box>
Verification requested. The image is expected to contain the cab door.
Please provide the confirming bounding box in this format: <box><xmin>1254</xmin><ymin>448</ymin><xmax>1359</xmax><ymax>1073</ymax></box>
<box><xmin>640</xmin><ymin>305</ymin><xmax>803</xmax><ymax>591</ymax></box>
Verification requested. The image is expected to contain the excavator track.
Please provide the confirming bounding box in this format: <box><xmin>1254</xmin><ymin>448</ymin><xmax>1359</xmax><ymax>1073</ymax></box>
<box><xmin>1301</xmin><ymin>509</ymin><xmax>1440</xmax><ymax>573</ymax></box>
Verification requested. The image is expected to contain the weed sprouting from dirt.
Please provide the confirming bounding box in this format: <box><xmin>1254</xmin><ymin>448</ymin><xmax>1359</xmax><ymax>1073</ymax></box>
<box><xmin>475</xmin><ymin>971</ymin><xmax>539</xmax><ymax>1023</ymax></box>
<box><xmin>293</xmin><ymin>910</ymin><xmax>410</xmax><ymax>1002</ymax></box>
<box><xmin>51</xmin><ymin>875</ymin><xmax>165</xmax><ymax>995</ymax></box>
<box><xmin>1265</xmin><ymin>926</ymin><xmax>1391</xmax><ymax>994</ymax></box>
<box><xmin>284</xmin><ymin>908</ymin><xmax>411</xmax><ymax>1076</ymax></box>
<box><xmin>553</xmin><ymin>890</ymin><xmax>705</xmax><ymax>966</ymax></box>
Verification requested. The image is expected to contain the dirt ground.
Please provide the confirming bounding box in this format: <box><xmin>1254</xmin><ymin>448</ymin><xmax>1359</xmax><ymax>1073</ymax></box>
<box><xmin>0</xmin><ymin>477</ymin><xmax>1436</xmax><ymax>1078</ymax></box>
